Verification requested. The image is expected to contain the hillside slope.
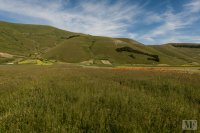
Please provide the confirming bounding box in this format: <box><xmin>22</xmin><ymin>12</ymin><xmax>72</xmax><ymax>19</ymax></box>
<box><xmin>0</xmin><ymin>21</ymin><xmax>200</xmax><ymax>65</ymax></box>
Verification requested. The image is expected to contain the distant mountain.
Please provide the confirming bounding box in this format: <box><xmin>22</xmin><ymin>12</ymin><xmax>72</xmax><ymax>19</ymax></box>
<box><xmin>0</xmin><ymin>21</ymin><xmax>200</xmax><ymax>66</ymax></box>
<box><xmin>169</xmin><ymin>43</ymin><xmax>200</xmax><ymax>48</ymax></box>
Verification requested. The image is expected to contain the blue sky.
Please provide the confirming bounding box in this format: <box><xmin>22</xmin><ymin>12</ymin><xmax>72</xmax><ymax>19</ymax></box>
<box><xmin>0</xmin><ymin>0</ymin><xmax>200</xmax><ymax>44</ymax></box>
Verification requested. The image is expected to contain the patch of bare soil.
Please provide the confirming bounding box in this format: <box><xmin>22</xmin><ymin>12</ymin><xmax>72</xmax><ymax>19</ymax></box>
<box><xmin>114</xmin><ymin>39</ymin><xmax>123</xmax><ymax>44</ymax></box>
<box><xmin>80</xmin><ymin>60</ymin><xmax>94</xmax><ymax>65</ymax></box>
<box><xmin>101</xmin><ymin>60</ymin><xmax>112</xmax><ymax>65</ymax></box>
<box><xmin>0</xmin><ymin>52</ymin><xmax>13</xmax><ymax>58</ymax></box>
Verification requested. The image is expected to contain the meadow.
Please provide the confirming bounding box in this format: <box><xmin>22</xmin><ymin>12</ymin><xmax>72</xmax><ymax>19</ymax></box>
<box><xmin>0</xmin><ymin>64</ymin><xmax>200</xmax><ymax>132</ymax></box>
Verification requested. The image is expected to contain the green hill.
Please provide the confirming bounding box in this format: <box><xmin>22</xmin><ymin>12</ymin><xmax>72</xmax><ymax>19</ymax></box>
<box><xmin>0</xmin><ymin>21</ymin><xmax>200</xmax><ymax>66</ymax></box>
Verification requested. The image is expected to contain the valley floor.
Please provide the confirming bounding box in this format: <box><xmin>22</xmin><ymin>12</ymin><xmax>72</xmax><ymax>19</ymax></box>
<box><xmin>0</xmin><ymin>65</ymin><xmax>200</xmax><ymax>132</ymax></box>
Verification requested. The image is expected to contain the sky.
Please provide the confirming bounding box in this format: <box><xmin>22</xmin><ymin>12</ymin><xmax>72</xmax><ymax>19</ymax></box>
<box><xmin>0</xmin><ymin>0</ymin><xmax>200</xmax><ymax>44</ymax></box>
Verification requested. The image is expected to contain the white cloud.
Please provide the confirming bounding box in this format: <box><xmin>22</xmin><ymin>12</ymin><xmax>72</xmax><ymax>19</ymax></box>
<box><xmin>144</xmin><ymin>12</ymin><xmax>163</xmax><ymax>24</ymax></box>
<box><xmin>0</xmin><ymin>0</ymin><xmax>141</xmax><ymax>37</ymax></box>
<box><xmin>184</xmin><ymin>0</ymin><xmax>200</xmax><ymax>13</ymax></box>
<box><xmin>0</xmin><ymin>0</ymin><xmax>199</xmax><ymax>44</ymax></box>
<box><xmin>136</xmin><ymin>0</ymin><xmax>200</xmax><ymax>44</ymax></box>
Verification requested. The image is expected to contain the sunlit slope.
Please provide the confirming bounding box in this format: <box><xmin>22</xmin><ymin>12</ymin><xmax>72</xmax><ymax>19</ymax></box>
<box><xmin>149</xmin><ymin>44</ymin><xmax>200</xmax><ymax>65</ymax></box>
<box><xmin>44</xmin><ymin>35</ymin><xmax>159</xmax><ymax>64</ymax></box>
<box><xmin>114</xmin><ymin>38</ymin><xmax>200</xmax><ymax>65</ymax></box>
<box><xmin>0</xmin><ymin>21</ymin><xmax>79</xmax><ymax>56</ymax></box>
<box><xmin>0</xmin><ymin>21</ymin><xmax>200</xmax><ymax>65</ymax></box>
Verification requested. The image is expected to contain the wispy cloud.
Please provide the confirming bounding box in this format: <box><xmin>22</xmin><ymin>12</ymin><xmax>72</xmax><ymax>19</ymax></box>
<box><xmin>0</xmin><ymin>0</ymin><xmax>199</xmax><ymax>44</ymax></box>
<box><xmin>0</xmin><ymin>0</ymin><xmax>142</xmax><ymax>37</ymax></box>
<box><xmin>136</xmin><ymin>0</ymin><xmax>200</xmax><ymax>44</ymax></box>
<box><xmin>184</xmin><ymin>0</ymin><xmax>200</xmax><ymax>13</ymax></box>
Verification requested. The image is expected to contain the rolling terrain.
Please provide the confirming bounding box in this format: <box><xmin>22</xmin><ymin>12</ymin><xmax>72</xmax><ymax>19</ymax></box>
<box><xmin>0</xmin><ymin>21</ymin><xmax>200</xmax><ymax>132</ymax></box>
<box><xmin>0</xmin><ymin>21</ymin><xmax>200</xmax><ymax>66</ymax></box>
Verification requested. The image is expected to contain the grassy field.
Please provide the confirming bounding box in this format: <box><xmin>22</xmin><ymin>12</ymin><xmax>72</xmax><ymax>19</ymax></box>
<box><xmin>0</xmin><ymin>65</ymin><xmax>199</xmax><ymax>132</ymax></box>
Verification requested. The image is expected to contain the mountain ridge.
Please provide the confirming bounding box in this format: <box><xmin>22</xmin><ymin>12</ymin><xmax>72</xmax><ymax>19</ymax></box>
<box><xmin>0</xmin><ymin>21</ymin><xmax>200</xmax><ymax>66</ymax></box>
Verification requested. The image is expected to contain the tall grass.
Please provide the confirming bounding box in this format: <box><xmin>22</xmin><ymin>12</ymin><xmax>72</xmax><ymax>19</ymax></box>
<box><xmin>0</xmin><ymin>65</ymin><xmax>199</xmax><ymax>132</ymax></box>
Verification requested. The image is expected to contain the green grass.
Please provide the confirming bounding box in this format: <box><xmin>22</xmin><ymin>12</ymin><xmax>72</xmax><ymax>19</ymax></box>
<box><xmin>1</xmin><ymin>21</ymin><xmax>200</xmax><ymax>66</ymax></box>
<box><xmin>0</xmin><ymin>58</ymin><xmax>15</xmax><ymax>64</ymax></box>
<box><xmin>151</xmin><ymin>44</ymin><xmax>200</xmax><ymax>65</ymax></box>
<box><xmin>0</xmin><ymin>65</ymin><xmax>199</xmax><ymax>132</ymax></box>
